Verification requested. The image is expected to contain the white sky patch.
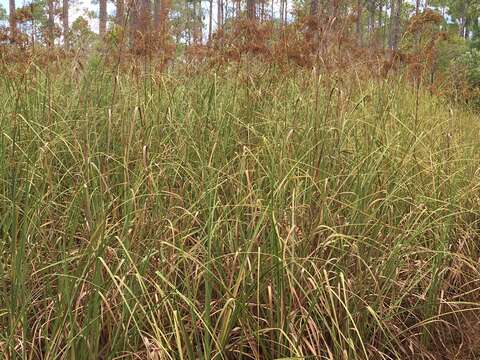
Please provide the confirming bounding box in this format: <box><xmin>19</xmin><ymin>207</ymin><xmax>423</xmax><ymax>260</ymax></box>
<box><xmin>71</xmin><ymin>0</ymin><xmax>116</xmax><ymax>32</ymax></box>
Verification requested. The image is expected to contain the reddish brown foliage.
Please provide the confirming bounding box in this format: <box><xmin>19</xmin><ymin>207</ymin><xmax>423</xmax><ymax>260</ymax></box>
<box><xmin>183</xmin><ymin>14</ymin><xmax>373</xmax><ymax>72</ymax></box>
<box><xmin>3</xmin><ymin>7</ymin><xmax>475</xmax><ymax>109</ymax></box>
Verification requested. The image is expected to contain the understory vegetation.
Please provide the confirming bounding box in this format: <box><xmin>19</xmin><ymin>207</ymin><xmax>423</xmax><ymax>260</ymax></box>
<box><xmin>1</xmin><ymin>59</ymin><xmax>480</xmax><ymax>359</ymax></box>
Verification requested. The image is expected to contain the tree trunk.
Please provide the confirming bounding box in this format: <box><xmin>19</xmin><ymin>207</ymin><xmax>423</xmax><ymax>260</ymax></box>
<box><xmin>367</xmin><ymin>0</ymin><xmax>375</xmax><ymax>33</ymax></box>
<box><xmin>185</xmin><ymin>1</ymin><xmax>191</xmax><ymax>45</ymax></box>
<box><xmin>247</xmin><ymin>0</ymin><xmax>255</xmax><ymax>19</ymax></box>
<box><xmin>139</xmin><ymin>0</ymin><xmax>152</xmax><ymax>34</ymax></box>
<box><xmin>472</xmin><ymin>16</ymin><xmax>479</xmax><ymax>40</ymax></box>
<box><xmin>116</xmin><ymin>0</ymin><xmax>125</xmax><ymax>25</ymax></box>
<box><xmin>129</xmin><ymin>0</ymin><xmax>140</xmax><ymax>48</ymax></box>
<box><xmin>159</xmin><ymin>0</ymin><xmax>170</xmax><ymax>50</ymax></box>
<box><xmin>208</xmin><ymin>0</ymin><xmax>213</xmax><ymax>39</ymax></box>
<box><xmin>9</xmin><ymin>0</ymin><xmax>16</xmax><ymax>42</ymax></box>
<box><xmin>388</xmin><ymin>0</ymin><xmax>394</xmax><ymax>49</ymax></box>
<box><xmin>377</xmin><ymin>3</ymin><xmax>388</xmax><ymax>49</ymax></box>
<box><xmin>225</xmin><ymin>0</ymin><xmax>228</xmax><ymax>22</ymax></box>
<box><xmin>378</xmin><ymin>2</ymin><xmax>384</xmax><ymax>47</ymax></box>
<box><xmin>192</xmin><ymin>0</ymin><xmax>199</xmax><ymax>43</ymax></box>
<box><xmin>390</xmin><ymin>0</ymin><xmax>402</xmax><ymax>50</ymax></box>
<box><xmin>197</xmin><ymin>0</ymin><xmax>203</xmax><ymax>41</ymax></box>
<box><xmin>332</xmin><ymin>0</ymin><xmax>339</xmax><ymax>20</ymax></box>
<box><xmin>99</xmin><ymin>0</ymin><xmax>107</xmax><ymax>38</ymax></box>
<box><xmin>63</xmin><ymin>0</ymin><xmax>69</xmax><ymax>49</ymax></box>
<box><xmin>458</xmin><ymin>3</ymin><xmax>466</xmax><ymax>38</ymax></box>
<box><xmin>310</xmin><ymin>0</ymin><xmax>319</xmax><ymax>50</ymax></box>
<box><xmin>279</xmin><ymin>0</ymin><xmax>283</xmax><ymax>22</ymax></box>
<box><xmin>192</xmin><ymin>0</ymin><xmax>203</xmax><ymax>43</ymax></box>
<box><xmin>310</xmin><ymin>0</ymin><xmax>318</xmax><ymax>16</ymax></box>
<box><xmin>47</xmin><ymin>0</ymin><xmax>54</xmax><ymax>46</ymax></box>
<box><xmin>355</xmin><ymin>0</ymin><xmax>362</xmax><ymax>45</ymax></box>
<box><xmin>217</xmin><ymin>0</ymin><xmax>224</xmax><ymax>28</ymax></box>
<box><xmin>154</xmin><ymin>0</ymin><xmax>161</xmax><ymax>32</ymax></box>
<box><xmin>138</xmin><ymin>0</ymin><xmax>152</xmax><ymax>49</ymax></box>
<box><xmin>224</xmin><ymin>0</ymin><xmax>228</xmax><ymax>22</ymax></box>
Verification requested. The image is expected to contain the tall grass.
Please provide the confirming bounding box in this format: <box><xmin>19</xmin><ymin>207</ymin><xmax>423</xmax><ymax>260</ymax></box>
<box><xmin>1</xmin><ymin>59</ymin><xmax>480</xmax><ymax>359</ymax></box>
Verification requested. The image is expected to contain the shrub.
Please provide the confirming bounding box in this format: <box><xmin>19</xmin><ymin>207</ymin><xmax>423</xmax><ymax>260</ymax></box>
<box><xmin>454</xmin><ymin>48</ymin><xmax>480</xmax><ymax>108</ymax></box>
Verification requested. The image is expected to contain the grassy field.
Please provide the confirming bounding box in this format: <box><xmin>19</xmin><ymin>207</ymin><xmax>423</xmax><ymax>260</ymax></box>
<box><xmin>1</xmin><ymin>59</ymin><xmax>480</xmax><ymax>359</ymax></box>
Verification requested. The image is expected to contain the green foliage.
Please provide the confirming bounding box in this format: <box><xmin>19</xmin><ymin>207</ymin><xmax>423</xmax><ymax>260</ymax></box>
<box><xmin>0</xmin><ymin>4</ymin><xmax>6</xmax><ymax>21</ymax></box>
<box><xmin>459</xmin><ymin>48</ymin><xmax>480</xmax><ymax>87</ymax></box>
<box><xmin>70</xmin><ymin>16</ymin><xmax>97</xmax><ymax>49</ymax></box>
<box><xmin>470</xmin><ymin>24</ymin><xmax>480</xmax><ymax>50</ymax></box>
<box><xmin>436</xmin><ymin>32</ymin><xmax>469</xmax><ymax>72</ymax></box>
<box><xmin>440</xmin><ymin>36</ymin><xmax>480</xmax><ymax>108</ymax></box>
<box><xmin>104</xmin><ymin>23</ymin><xmax>125</xmax><ymax>48</ymax></box>
<box><xmin>457</xmin><ymin>47</ymin><xmax>480</xmax><ymax>109</ymax></box>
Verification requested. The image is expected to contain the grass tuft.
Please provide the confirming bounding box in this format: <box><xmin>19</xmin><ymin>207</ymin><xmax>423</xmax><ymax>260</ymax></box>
<box><xmin>1</xmin><ymin>61</ymin><xmax>480</xmax><ymax>359</ymax></box>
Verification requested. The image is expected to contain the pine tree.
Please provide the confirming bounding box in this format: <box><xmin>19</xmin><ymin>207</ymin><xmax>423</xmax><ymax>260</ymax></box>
<box><xmin>9</xmin><ymin>0</ymin><xmax>16</xmax><ymax>42</ymax></box>
<box><xmin>99</xmin><ymin>0</ymin><xmax>107</xmax><ymax>37</ymax></box>
<box><xmin>47</xmin><ymin>0</ymin><xmax>54</xmax><ymax>46</ymax></box>
<box><xmin>63</xmin><ymin>0</ymin><xmax>69</xmax><ymax>49</ymax></box>
<box><xmin>116</xmin><ymin>0</ymin><xmax>125</xmax><ymax>25</ymax></box>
